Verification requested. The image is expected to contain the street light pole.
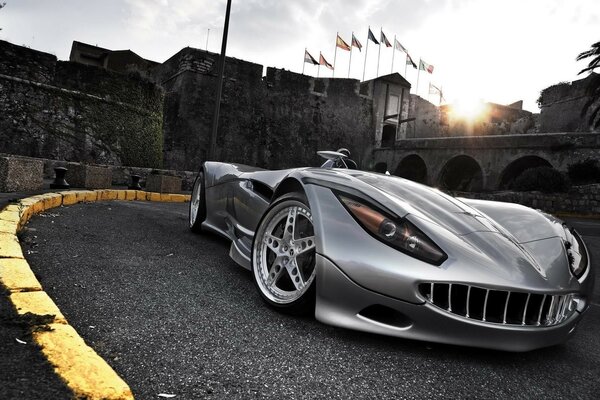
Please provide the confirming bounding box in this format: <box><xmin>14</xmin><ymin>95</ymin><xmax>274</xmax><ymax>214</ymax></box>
<box><xmin>208</xmin><ymin>0</ymin><xmax>232</xmax><ymax>161</ymax></box>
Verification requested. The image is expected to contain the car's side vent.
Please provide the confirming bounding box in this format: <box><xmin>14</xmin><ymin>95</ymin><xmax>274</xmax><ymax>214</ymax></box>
<box><xmin>419</xmin><ymin>283</ymin><xmax>576</xmax><ymax>327</ymax></box>
<box><xmin>250</xmin><ymin>180</ymin><xmax>273</xmax><ymax>201</ymax></box>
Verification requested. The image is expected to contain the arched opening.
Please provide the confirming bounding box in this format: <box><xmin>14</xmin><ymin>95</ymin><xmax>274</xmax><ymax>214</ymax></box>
<box><xmin>394</xmin><ymin>154</ymin><xmax>428</xmax><ymax>184</ymax></box>
<box><xmin>499</xmin><ymin>156</ymin><xmax>552</xmax><ymax>189</ymax></box>
<box><xmin>439</xmin><ymin>155</ymin><xmax>484</xmax><ymax>191</ymax></box>
<box><xmin>374</xmin><ymin>162</ymin><xmax>388</xmax><ymax>173</ymax></box>
<box><xmin>381</xmin><ymin>125</ymin><xmax>396</xmax><ymax>148</ymax></box>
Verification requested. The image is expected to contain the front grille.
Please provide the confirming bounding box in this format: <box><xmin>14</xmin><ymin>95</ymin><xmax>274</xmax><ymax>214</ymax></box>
<box><xmin>419</xmin><ymin>283</ymin><xmax>576</xmax><ymax>326</ymax></box>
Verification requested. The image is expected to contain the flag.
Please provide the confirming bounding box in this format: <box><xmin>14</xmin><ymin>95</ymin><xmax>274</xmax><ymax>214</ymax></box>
<box><xmin>394</xmin><ymin>38</ymin><xmax>407</xmax><ymax>53</ymax></box>
<box><xmin>319</xmin><ymin>53</ymin><xmax>334</xmax><ymax>70</ymax></box>
<box><xmin>336</xmin><ymin>34</ymin><xmax>351</xmax><ymax>51</ymax></box>
<box><xmin>351</xmin><ymin>33</ymin><xmax>362</xmax><ymax>51</ymax></box>
<box><xmin>419</xmin><ymin>59</ymin><xmax>434</xmax><ymax>74</ymax></box>
<box><xmin>304</xmin><ymin>49</ymin><xmax>319</xmax><ymax>65</ymax></box>
<box><xmin>406</xmin><ymin>53</ymin><xmax>417</xmax><ymax>69</ymax></box>
<box><xmin>429</xmin><ymin>83</ymin><xmax>442</xmax><ymax>95</ymax></box>
<box><xmin>380</xmin><ymin>30</ymin><xmax>392</xmax><ymax>47</ymax></box>
<box><xmin>367</xmin><ymin>28</ymin><xmax>379</xmax><ymax>45</ymax></box>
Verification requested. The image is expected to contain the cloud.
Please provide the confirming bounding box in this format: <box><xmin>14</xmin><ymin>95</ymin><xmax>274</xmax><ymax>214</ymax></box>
<box><xmin>107</xmin><ymin>0</ymin><xmax>474</xmax><ymax>74</ymax></box>
<box><xmin>124</xmin><ymin>0</ymin><xmax>223</xmax><ymax>38</ymax></box>
<box><xmin>219</xmin><ymin>0</ymin><xmax>455</xmax><ymax>73</ymax></box>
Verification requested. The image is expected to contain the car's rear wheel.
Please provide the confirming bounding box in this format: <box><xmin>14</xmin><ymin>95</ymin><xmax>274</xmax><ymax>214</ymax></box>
<box><xmin>252</xmin><ymin>192</ymin><xmax>316</xmax><ymax>315</ymax></box>
<box><xmin>189</xmin><ymin>171</ymin><xmax>206</xmax><ymax>233</ymax></box>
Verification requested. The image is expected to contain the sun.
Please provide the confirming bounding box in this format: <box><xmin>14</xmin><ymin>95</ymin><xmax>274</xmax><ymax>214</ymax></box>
<box><xmin>450</xmin><ymin>98</ymin><xmax>486</xmax><ymax>120</ymax></box>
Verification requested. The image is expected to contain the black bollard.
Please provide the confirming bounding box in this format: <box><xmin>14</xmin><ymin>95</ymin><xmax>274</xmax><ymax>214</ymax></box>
<box><xmin>128</xmin><ymin>174</ymin><xmax>143</xmax><ymax>190</ymax></box>
<box><xmin>50</xmin><ymin>167</ymin><xmax>70</xmax><ymax>189</ymax></box>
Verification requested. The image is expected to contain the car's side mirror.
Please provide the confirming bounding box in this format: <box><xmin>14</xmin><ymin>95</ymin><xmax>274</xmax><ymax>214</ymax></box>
<box><xmin>317</xmin><ymin>150</ymin><xmax>349</xmax><ymax>169</ymax></box>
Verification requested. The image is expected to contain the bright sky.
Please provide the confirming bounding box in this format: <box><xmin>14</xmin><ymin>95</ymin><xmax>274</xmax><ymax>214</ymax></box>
<box><xmin>1</xmin><ymin>0</ymin><xmax>598</xmax><ymax>112</ymax></box>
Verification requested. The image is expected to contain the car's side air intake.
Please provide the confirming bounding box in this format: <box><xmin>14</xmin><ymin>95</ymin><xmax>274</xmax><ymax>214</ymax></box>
<box><xmin>419</xmin><ymin>283</ymin><xmax>576</xmax><ymax>326</ymax></box>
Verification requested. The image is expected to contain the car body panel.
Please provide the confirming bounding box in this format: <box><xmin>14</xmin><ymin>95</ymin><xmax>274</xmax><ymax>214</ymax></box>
<box><xmin>458</xmin><ymin>198</ymin><xmax>564</xmax><ymax>243</ymax></box>
<box><xmin>195</xmin><ymin>161</ymin><xmax>594</xmax><ymax>351</ymax></box>
<box><xmin>315</xmin><ymin>254</ymin><xmax>582</xmax><ymax>352</ymax></box>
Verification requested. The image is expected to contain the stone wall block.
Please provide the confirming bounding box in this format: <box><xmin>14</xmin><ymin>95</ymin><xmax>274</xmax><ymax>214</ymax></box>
<box><xmin>67</xmin><ymin>163</ymin><xmax>112</xmax><ymax>189</ymax></box>
<box><xmin>0</xmin><ymin>156</ymin><xmax>43</xmax><ymax>192</ymax></box>
<box><xmin>145</xmin><ymin>174</ymin><xmax>182</xmax><ymax>193</ymax></box>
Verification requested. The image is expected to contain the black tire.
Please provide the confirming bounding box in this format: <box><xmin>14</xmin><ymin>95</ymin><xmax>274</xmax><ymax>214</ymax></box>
<box><xmin>251</xmin><ymin>192</ymin><xmax>316</xmax><ymax>316</ymax></box>
<box><xmin>189</xmin><ymin>171</ymin><xmax>206</xmax><ymax>233</ymax></box>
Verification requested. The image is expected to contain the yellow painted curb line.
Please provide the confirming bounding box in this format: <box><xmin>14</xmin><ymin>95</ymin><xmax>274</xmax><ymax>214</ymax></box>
<box><xmin>0</xmin><ymin>219</ymin><xmax>18</xmax><ymax>234</ymax></box>
<box><xmin>0</xmin><ymin>232</ymin><xmax>24</xmax><ymax>259</ymax></box>
<box><xmin>0</xmin><ymin>258</ymin><xmax>42</xmax><ymax>292</ymax></box>
<box><xmin>0</xmin><ymin>189</ymin><xmax>190</xmax><ymax>400</ymax></box>
<box><xmin>10</xmin><ymin>291</ymin><xmax>67</xmax><ymax>323</ymax></box>
<box><xmin>35</xmin><ymin>324</ymin><xmax>133</xmax><ymax>400</ymax></box>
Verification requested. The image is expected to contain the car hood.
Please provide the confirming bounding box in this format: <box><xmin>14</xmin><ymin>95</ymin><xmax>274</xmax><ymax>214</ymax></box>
<box><xmin>334</xmin><ymin>170</ymin><xmax>497</xmax><ymax>236</ymax></box>
<box><xmin>304</xmin><ymin>169</ymin><xmax>572</xmax><ymax>284</ymax></box>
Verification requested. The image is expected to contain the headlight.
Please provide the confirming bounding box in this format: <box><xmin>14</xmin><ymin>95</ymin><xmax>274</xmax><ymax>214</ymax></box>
<box><xmin>565</xmin><ymin>229</ymin><xmax>588</xmax><ymax>278</ymax></box>
<box><xmin>338</xmin><ymin>195</ymin><xmax>447</xmax><ymax>265</ymax></box>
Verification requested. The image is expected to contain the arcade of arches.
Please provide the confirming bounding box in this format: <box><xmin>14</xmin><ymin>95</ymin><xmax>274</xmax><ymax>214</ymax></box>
<box><xmin>390</xmin><ymin>154</ymin><xmax>559</xmax><ymax>191</ymax></box>
<box><xmin>498</xmin><ymin>156</ymin><xmax>553</xmax><ymax>189</ymax></box>
<box><xmin>394</xmin><ymin>155</ymin><xmax>427</xmax><ymax>184</ymax></box>
<box><xmin>438</xmin><ymin>155</ymin><xmax>484</xmax><ymax>191</ymax></box>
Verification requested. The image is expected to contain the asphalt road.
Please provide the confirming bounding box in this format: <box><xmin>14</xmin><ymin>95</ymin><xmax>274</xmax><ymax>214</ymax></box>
<box><xmin>20</xmin><ymin>201</ymin><xmax>600</xmax><ymax>399</ymax></box>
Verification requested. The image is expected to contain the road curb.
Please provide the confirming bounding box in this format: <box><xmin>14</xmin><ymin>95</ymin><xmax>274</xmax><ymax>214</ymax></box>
<box><xmin>0</xmin><ymin>189</ymin><xmax>190</xmax><ymax>399</ymax></box>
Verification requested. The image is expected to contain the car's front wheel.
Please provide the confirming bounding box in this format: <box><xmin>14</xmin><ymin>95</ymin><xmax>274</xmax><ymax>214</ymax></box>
<box><xmin>252</xmin><ymin>192</ymin><xmax>316</xmax><ymax>315</ymax></box>
<box><xmin>189</xmin><ymin>171</ymin><xmax>206</xmax><ymax>233</ymax></box>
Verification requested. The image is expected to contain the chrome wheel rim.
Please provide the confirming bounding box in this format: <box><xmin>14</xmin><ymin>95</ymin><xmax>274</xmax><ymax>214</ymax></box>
<box><xmin>189</xmin><ymin>176</ymin><xmax>202</xmax><ymax>227</ymax></box>
<box><xmin>254</xmin><ymin>202</ymin><xmax>316</xmax><ymax>304</ymax></box>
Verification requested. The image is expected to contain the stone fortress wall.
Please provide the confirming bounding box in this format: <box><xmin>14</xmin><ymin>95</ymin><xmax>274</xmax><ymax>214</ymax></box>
<box><xmin>0</xmin><ymin>40</ymin><xmax>164</xmax><ymax>168</ymax></box>
<box><xmin>538</xmin><ymin>74</ymin><xmax>599</xmax><ymax>133</ymax></box>
<box><xmin>0</xmin><ymin>39</ymin><xmax>597</xmax><ymax>191</ymax></box>
<box><xmin>153</xmin><ymin>47</ymin><xmax>373</xmax><ymax>171</ymax></box>
<box><xmin>0</xmin><ymin>40</ymin><xmax>372</xmax><ymax>172</ymax></box>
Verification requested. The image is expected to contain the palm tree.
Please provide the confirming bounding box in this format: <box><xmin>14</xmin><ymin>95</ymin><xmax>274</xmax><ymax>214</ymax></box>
<box><xmin>577</xmin><ymin>41</ymin><xmax>600</xmax><ymax>129</ymax></box>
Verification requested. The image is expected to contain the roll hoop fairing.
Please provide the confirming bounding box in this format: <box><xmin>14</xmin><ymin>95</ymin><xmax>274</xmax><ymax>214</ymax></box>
<box><xmin>192</xmin><ymin>160</ymin><xmax>594</xmax><ymax>351</ymax></box>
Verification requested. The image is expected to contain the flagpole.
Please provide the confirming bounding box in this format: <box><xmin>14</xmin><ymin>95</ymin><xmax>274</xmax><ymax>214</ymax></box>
<box><xmin>302</xmin><ymin>48</ymin><xmax>306</xmax><ymax>75</ymax></box>
<box><xmin>348</xmin><ymin>47</ymin><xmax>353</xmax><ymax>79</ymax></box>
<box><xmin>416</xmin><ymin>58</ymin><xmax>421</xmax><ymax>96</ymax></box>
<box><xmin>333</xmin><ymin>32</ymin><xmax>338</xmax><ymax>78</ymax></box>
<box><xmin>376</xmin><ymin>27</ymin><xmax>382</xmax><ymax>77</ymax></box>
<box><xmin>404</xmin><ymin>54</ymin><xmax>408</xmax><ymax>77</ymax></box>
<box><xmin>348</xmin><ymin>32</ymin><xmax>353</xmax><ymax>78</ymax></box>
<box><xmin>428</xmin><ymin>77</ymin><xmax>432</xmax><ymax>102</ymax></box>
<box><xmin>362</xmin><ymin>27</ymin><xmax>370</xmax><ymax>82</ymax></box>
<box><xmin>318</xmin><ymin>52</ymin><xmax>321</xmax><ymax>78</ymax></box>
<box><xmin>391</xmin><ymin>35</ymin><xmax>396</xmax><ymax>74</ymax></box>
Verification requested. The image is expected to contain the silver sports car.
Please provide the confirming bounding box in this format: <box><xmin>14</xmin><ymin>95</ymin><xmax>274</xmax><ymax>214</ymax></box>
<box><xmin>188</xmin><ymin>151</ymin><xmax>594</xmax><ymax>351</ymax></box>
